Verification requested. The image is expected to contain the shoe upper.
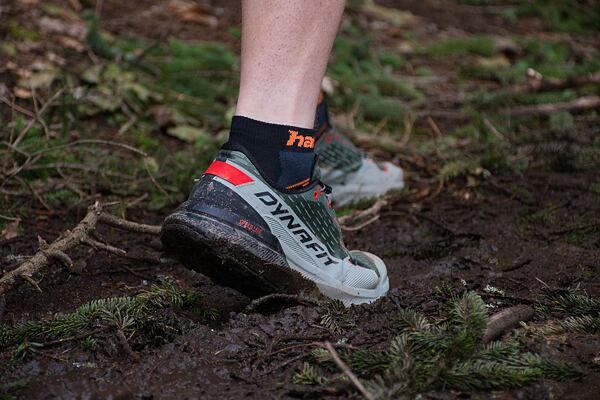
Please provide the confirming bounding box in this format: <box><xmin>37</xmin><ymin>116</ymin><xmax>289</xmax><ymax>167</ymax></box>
<box><xmin>181</xmin><ymin>150</ymin><xmax>386</xmax><ymax>295</ymax></box>
<box><xmin>316</xmin><ymin>127</ymin><xmax>405</xmax><ymax>206</ymax></box>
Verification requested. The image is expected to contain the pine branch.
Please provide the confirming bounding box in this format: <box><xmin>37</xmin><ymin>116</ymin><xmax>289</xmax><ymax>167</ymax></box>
<box><xmin>538</xmin><ymin>289</ymin><xmax>600</xmax><ymax>317</ymax></box>
<box><xmin>0</xmin><ymin>278</ymin><xmax>205</xmax><ymax>350</ymax></box>
<box><xmin>448</xmin><ymin>291</ymin><xmax>489</xmax><ymax>337</ymax></box>
<box><xmin>547</xmin><ymin>315</ymin><xmax>600</xmax><ymax>334</ymax></box>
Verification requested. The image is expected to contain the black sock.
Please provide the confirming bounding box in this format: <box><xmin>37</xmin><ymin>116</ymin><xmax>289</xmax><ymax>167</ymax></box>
<box><xmin>314</xmin><ymin>93</ymin><xmax>331</xmax><ymax>140</ymax></box>
<box><xmin>222</xmin><ymin>116</ymin><xmax>317</xmax><ymax>192</ymax></box>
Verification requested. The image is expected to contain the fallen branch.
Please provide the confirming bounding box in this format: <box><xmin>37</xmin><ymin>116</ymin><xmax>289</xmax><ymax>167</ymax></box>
<box><xmin>0</xmin><ymin>202</ymin><xmax>102</xmax><ymax>297</ymax></box>
<box><xmin>324</xmin><ymin>341</ymin><xmax>374</xmax><ymax>400</ymax></box>
<box><xmin>483</xmin><ymin>305</ymin><xmax>535</xmax><ymax>344</ymax></box>
<box><xmin>0</xmin><ymin>202</ymin><xmax>163</xmax><ymax>298</ymax></box>
<box><xmin>499</xmin><ymin>95</ymin><xmax>600</xmax><ymax>117</ymax></box>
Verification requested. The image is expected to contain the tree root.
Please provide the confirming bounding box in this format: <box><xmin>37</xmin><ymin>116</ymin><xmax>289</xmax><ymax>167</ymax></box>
<box><xmin>0</xmin><ymin>201</ymin><xmax>163</xmax><ymax>299</ymax></box>
<box><xmin>483</xmin><ymin>305</ymin><xmax>535</xmax><ymax>344</ymax></box>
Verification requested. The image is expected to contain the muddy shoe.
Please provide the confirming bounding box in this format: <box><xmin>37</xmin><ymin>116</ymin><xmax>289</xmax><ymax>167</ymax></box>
<box><xmin>316</xmin><ymin>127</ymin><xmax>405</xmax><ymax>206</ymax></box>
<box><xmin>161</xmin><ymin>150</ymin><xmax>389</xmax><ymax>305</ymax></box>
<box><xmin>314</xmin><ymin>94</ymin><xmax>404</xmax><ymax>206</ymax></box>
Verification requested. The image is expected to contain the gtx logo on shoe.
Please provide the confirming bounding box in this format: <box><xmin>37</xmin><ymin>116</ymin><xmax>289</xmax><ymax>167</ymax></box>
<box><xmin>286</xmin><ymin>130</ymin><xmax>315</xmax><ymax>149</ymax></box>
<box><xmin>255</xmin><ymin>191</ymin><xmax>336</xmax><ymax>266</ymax></box>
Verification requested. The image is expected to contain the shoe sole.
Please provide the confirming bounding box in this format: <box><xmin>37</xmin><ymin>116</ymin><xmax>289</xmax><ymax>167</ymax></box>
<box><xmin>161</xmin><ymin>210</ymin><xmax>316</xmax><ymax>297</ymax></box>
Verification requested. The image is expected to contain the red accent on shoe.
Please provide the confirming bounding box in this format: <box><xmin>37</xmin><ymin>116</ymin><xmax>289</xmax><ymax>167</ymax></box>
<box><xmin>204</xmin><ymin>161</ymin><xmax>253</xmax><ymax>186</ymax></box>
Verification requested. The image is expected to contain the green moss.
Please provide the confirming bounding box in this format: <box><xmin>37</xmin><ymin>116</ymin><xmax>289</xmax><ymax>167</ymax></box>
<box><xmin>591</xmin><ymin>180</ymin><xmax>600</xmax><ymax>195</ymax></box>
<box><xmin>515</xmin><ymin>0</ymin><xmax>600</xmax><ymax>33</ymax></box>
<box><xmin>44</xmin><ymin>189</ymin><xmax>78</xmax><ymax>207</ymax></box>
<box><xmin>8</xmin><ymin>21</ymin><xmax>39</xmax><ymax>41</ymax></box>
<box><xmin>423</xmin><ymin>35</ymin><xmax>496</xmax><ymax>57</ymax></box>
<box><xmin>378</xmin><ymin>51</ymin><xmax>406</xmax><ymax>69</ymax></box>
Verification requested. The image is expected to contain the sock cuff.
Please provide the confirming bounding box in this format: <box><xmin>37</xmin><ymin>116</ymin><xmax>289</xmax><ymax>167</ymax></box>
<box><xmin>231</xmin><ymin>116</ymin><xmax>316</xmax><ymax>151</ymax></box>
<box><xmin>314</xmin><ymin>96</ymin><xmax>331</xmax><ymax>139</ymax></box>
<box><xmin>223</xmin><ymin>116</ymin><xmax>317</xmax><ymax>192</ymax></box>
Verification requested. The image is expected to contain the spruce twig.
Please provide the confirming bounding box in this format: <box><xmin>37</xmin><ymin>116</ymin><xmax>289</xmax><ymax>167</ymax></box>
<box><xmin>324</xmin><ymin>341</ymin><xmax>374</xmax><ymax>400</ymax></box>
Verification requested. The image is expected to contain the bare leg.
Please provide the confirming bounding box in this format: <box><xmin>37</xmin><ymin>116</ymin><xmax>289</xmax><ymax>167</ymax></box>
<box><xmin>236</xmin><ymin>0</ymin><xmax>345</xmax><ymax>128</ymax></box>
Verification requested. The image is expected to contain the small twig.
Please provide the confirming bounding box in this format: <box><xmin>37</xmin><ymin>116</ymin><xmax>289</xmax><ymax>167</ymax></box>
<box><xmin>0</xmin><ymin>214</ymin><xmax>21</xmax><ymax>222</ymax></box>
<box><xmin>548</xmin><ymin>222</ymin><xmax>600</xmax><ymax>236</ymax></box>
<box><xmin>41</xmin><ymin>326</ymin><xmax>110</xmax><ymax>347</ymax></box>
<box><xmin>115</xmin><ymin>328</ymin><xmax>140</xmax><ymax>362</ymax></box>
<box><xmin>99</xmin><ymin>212</ymin><xmax>161</xmax><ymax>235</ymax></box>
<box><xmin>31</xmin><ymin>139</ymin><xmax>148</xmax><ymax>158</ymax></box>
<box><xmin>82</xmin><ymin>235</ymin><xmax>163</xmax><ymax>265</ymax></box>
<box><xmin>535</xmin><ymin>277</ymin><xmax>551</xmax><ymax>289</ymax></box>
<box><xmin>483</xmin><ymin>118</ymin><xmax>505</xmax><ymax>140</ymax></box>
<box><xmin>21</xmin><ymin>275</ymin><xmax>43</xmax><ymax>293</ymax></box>
<box><xmin>499</xmin><ymin>95</ymin><xmax>600</xmax><ymax>117</ymax></box>
<box><xmin>482</xmin><ymin>305</ymin><xmax>535</xmax><ymax>343</ymax></box>
<box><xmin>264</xmin><ymin>341</ymin><xmax>356</xmax><ymax>359</ymax></box>
<box><xmin>243</xmin><ymin>293</ymin><xmax>320</xmax><ymax>314</ymax></box>
<box><xmin>0</xmin><ymin>95</ymin><xmax>36</xmax><ymax>118</ymax></box>
<box><xmin>43</xmin><ymin>250</ymin><xmax>74</xmax><ymax>271</ymax></box>
<box><xmin>341</xmin><ymin>215</ymin><xmax>380</xmax><ymax>232</ymax></box>
<box><xmin>0</xmin><ymin>295</ymin><xmax>5</xmax><ymax>320</ymax></box>
<box><xmin>13</xmin><ymin>88</ymin><xmax>64</xmax><ymax>147</ymax></box>
<box><xmin>324</xmin><ymin>341</ymin><xmax>374</xmax><ymax>400</ymax></box>
<box><xmin>339</xmin><ymin>197</ymin><xmax>387</xmax><ymax>229</ymax></box>
<box><xmin>0</xmin><ymin>202</ymin><xmax>162</xmax><ymax>297</ymax></box>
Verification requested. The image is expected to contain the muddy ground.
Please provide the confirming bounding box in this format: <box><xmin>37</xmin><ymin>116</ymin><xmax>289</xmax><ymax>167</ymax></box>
<box><xmin>1</xmin><ymin>0</ymin><xmax>599</xmax><ymax>399</ymax></box>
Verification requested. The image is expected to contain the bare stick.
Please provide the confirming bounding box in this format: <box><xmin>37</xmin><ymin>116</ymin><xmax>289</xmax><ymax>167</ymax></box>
<box><xmin>0</xmin><ymin>202</ymin><xmax>102</xmax><ymax>296</ymax></box>
<box><xmin>0</xmin><ymin>202</ymin><xmax>163</xmax><ymax>297</ymax></box>
<box><xmin>499</xmin><ymin>95</ymin><xmax>600</xmax><ymax>117</ymax></box>
<box><xmin>324</xmin><ymin>341</ymin><xmax>374</xmax><ymax>400</ymax></box>
<box><xmin>82</xmin><ymin>236</ymin><xmax>163</xmax><ymax>264</ymax></box>
<box><xmin>341</xmin><ymin>215</ymin><xmax>380</xmax><ymax>232</ymax></box>
<box><xmin>99</xmin><ymin>212</ymin><xmax>161</xmax><ymax>235</ymax></box>
<box><xmin>243</xmin><ymin>293</ymin><xmax>320</xmax><ymax>314</ymax></box>
<box><xmin>339</xmin><ymin>197</ymin><xmax>387</xmax><ymax>229</ymax></box>
<box><xmin>513</xmin><ymin>71</ymin><xmax>600</xmax><ymax>93</ymax></box>
<box><xmin>482</xmin><ymin>305</ymin><xmax>535</xmax><ymax>344</ymax></box>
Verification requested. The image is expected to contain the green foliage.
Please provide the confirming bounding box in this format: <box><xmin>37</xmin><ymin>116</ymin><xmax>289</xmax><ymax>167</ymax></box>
<box><xmin>548</xmin><ymin>315</ymin><xmax>600</xmax><ymax>334</ymax></box>
<box><xmin>515</xmin><ymin>0</ymin><xmax>600</xmax><ymax>33</ymax></box>
<box><xmin>297</xmin><ymin>292</ymin><xmax>580</xmax><ymax>396</ymax></box>
<box><xmin>538</xmin><ymin>288</ymin><xmax>600</xmax><ymax>335</ymax></box>
<box><xmin>520</xmin><ymin>206</ymin><xmax>557</xmax><ymax>226</ymax></box>
<box><xmin>84</xmin><ymin>11</ymin><xmax>116</xmax><ymax>59</ymax></box>
<box><xmin>423</xmin><ymin>35</ymin><xmax>496</xmax><ymax>57</ymax></box>
<box><xmin>319</xmin><ymin>299</ymin><xmax>354</xmax><ymax>334</ymax></box>
<box><xmin>591</xmin><ymin>180</ymin><xmax>600</xmax><ymax>195</ymax></box>
<box><xmin>7</xmin><ymin>21</ymin><xmax>40</xmax><ymax>41</ymax></box>
<box><xmin>448</xmin><ymin>291</ymin><xmax>488</xmax><ymax>335</ymax></box>
<box><xmin>0</xmin><ymin>278</ymin><xmax>212</xmax><ymax>351</ymax></box>
<box><xmin>293</xmin><ymin>362</ymin><xmax>331</xmax><ymax>386</ymax></box>
<box><xmin>327</xmin><ymin>20</ymin><xmax>420</xmax><ymax>130</ymax></box>
<box><xmin>538</xmin><ymin>288</ymin><xmax>600</xmax><ymax>316</ymax></box>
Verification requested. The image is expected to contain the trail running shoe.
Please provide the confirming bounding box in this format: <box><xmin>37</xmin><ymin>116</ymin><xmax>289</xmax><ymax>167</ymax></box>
<box><xmin>161</xmin><ymin>150</ymin><xmax>389</xmax><ymax>305</ymax></box>
<box><xmin>316</xmin><ymin>126</ymin><xmax>405</xmax><ymax>207</ymax></box>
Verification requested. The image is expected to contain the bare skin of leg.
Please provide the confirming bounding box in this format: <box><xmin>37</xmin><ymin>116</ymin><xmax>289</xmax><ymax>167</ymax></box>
<box><xmin>235</xmin><ymin>0</ymin><xmax>345</xmax><ymax>129</ymax></box>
